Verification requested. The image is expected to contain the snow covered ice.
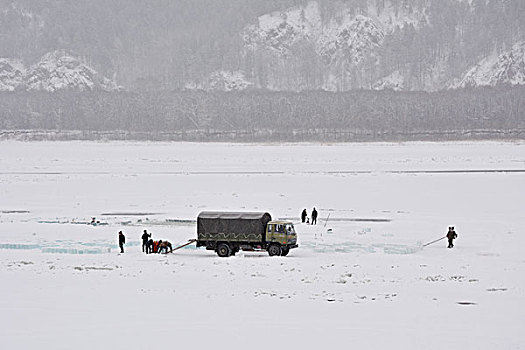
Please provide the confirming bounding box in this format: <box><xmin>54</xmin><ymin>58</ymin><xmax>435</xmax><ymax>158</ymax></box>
<box><xmin>1</xmin><ymin>141</ymin><xmax>524</xmax><ymax>349</ymax></box>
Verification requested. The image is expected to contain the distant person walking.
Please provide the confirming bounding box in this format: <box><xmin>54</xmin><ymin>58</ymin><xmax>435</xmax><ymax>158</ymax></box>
<box><xmin>311</xmin><ymin>207</ymin><xmax>318</xmax><ymax>225</ymax></box>
<box><xmin>447</xmin><ymin>226</ymin><xmax>458</xmax><ymax>248</ymax></box>
<box><xmin>141</xmin><ymin>230</ymin><xmax>151</xmax><ymax>253</ymax></box>
<box><xmin>301</xmin><ymin>209</ymin><xmax>307</xmax><ymax>223</ymax></box>
<box><xmin>118</xmin><ymin>231</ymin><xmax>126</xmax><ymax>253</ymax></box>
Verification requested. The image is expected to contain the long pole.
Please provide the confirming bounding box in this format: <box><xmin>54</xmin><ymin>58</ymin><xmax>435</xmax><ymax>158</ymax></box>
<box><xmin>324</xmin><ymin>213</ymin><xmax>331</xmax><ymax>228</ymax></box>
<box><xmin>168</xmin><ymin>239</ymin><xmax>197</xmax><ymax>253</ymax></box>
<box><xmin>423</xmin><ymin>236</ymin><xmax>446</xmax><ymax>247</ymax></box>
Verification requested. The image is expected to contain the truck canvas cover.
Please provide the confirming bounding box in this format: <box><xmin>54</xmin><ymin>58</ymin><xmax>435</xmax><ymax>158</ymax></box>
<box><xmin>197</xmin><ymin>211</ymin><xmax>272</xmax><ymax>242</ymax></box>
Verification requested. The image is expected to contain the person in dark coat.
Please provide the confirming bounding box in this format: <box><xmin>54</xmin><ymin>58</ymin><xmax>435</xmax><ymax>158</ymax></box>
<box><xmin>141</xmin><ymin>230</ymin><xmax>151</xmax><ymax>253</ymax></box>
<box><xmin>146</xmin><ymin>238</ymin><xmax>154</xmax><ymax>254</ymax></box>
<box><xmin>447</xmin><ymin>226</ymin><xmax>458</xmax><ymax>248</ymax></box>
<box><xmin>118</xmin><ymin>231</ymin><xmax>126</xmax><ymax>253</ymax></box>
<box><xmin>311</xmin><ymin>207</ymin><xmax>318</xmax><ymax>225</ymax></box>
<box><xmin>301</xmin><ymin>209</ymin><xmax>307</xmax><ymax>223</ymax></box>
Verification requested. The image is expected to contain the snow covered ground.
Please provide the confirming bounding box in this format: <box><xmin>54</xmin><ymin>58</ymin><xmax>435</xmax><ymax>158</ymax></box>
<box><xmin>1</xmin><ymin>141</ymin><xmax>524</xmax><ymax>349</ymax></box>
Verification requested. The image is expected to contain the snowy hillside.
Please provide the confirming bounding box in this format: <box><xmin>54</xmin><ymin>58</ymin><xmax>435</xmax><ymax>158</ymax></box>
<box><xmin>0</xmin><ymin>51</ymin><xmax>119</xmax><ymax>92</ymax></box>
<box><xmin>0</xmin><ymin>0</ymin><xmax>523</xmax><ymax>92</ymax></box>
<box><xmin>0</xmin><ymin>59</ymin><xmax>25</xmax><ymax>91</ymax></box>
<box><xmin>25</xmin><ymin>51</ymin><xmax>119</xmax><ymax>92</ymax></box>
<box><xmin>317</xmin><ymin>14</ymin><xmax>385</xmax><ymax>66</ymax></box>
<box><xmin>243</xmin><ymin>2</ymin><xmax>385</xmax><ymax>64</ymax></box>
<box><xmin>452</xmin><ymin>42</ymin><xmax>525</xmax><ymax>88</ymax></box>
<box><xmin>243</xmin><ymin>1</ymin><xmax>322</xmax><ymax>57</ymax></box>
<box><xmin>1</xmin><ymin>0</ymin><xmax>523</xmax><ymax>92</ymax></box>
<box><xmin>244</xmin><ymin>1</ymin><xmax>426</xmax><ymax>61</ymax></box>
<box><xmin>241</xmin><ymin>0</ymin><xmax>429</xmax><ymax>91</ymax></box>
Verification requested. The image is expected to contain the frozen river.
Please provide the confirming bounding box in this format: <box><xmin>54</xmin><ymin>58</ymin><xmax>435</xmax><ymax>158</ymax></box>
<box><xmin>1</xmin><ymin>141</ymin><xmax>524</xmax><ymax>349</ymax></box>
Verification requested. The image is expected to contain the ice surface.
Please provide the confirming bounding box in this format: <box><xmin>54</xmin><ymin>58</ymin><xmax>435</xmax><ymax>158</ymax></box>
<box><xmin>0</xmin><ymin>239</ymin><xmax>141</xmax><ymax>254</ymax></box>
<box><xmin>0</xmin><ymin>141</ymin><xmax>524</xmax><ymax>349</ymax></box>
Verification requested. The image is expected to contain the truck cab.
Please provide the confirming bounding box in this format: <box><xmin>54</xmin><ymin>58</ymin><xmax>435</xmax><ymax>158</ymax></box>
<box><xmin>265</xmin><ymin>221</ymin><xmax>298</xmax><ymax>256</ymax></box>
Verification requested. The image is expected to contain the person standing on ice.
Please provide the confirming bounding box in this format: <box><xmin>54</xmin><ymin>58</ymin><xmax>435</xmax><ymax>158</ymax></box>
<box><xmin>118</xmin><ymin>231</ymin><xmax>126</xmax><ymax>253</ymax></box>
<box><xmin>141</xmin><ymin>229</ymin><xmax>151</xmax><ymax>253</ymax></box>
<box><xmin>447</xmin><ymin>226</ymin><xmax>458</xmax><ymax>248</ymax></box>
<box><xmin>301</xmin><ymin>209</ymin><xmax>307</xmax><ymax>223</ymax></box>
<box><xmin>311</xmin><ymin>207</ymin><xmax>318</xmax><ymax>225</ymax></box>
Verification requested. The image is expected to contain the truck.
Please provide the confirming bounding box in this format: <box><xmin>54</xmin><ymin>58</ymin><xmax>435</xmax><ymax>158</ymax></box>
<box><xmin>196</xmin><ymin>211</ymin><xmax>298</xmax><ymax>257</ymax></box>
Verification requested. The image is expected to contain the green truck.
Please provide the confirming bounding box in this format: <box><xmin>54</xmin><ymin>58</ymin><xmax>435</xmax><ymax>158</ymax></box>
<box><xmin>196</xmin><ymin>211</ymin><xmax>298</xmax><ymax>257</ymax></box>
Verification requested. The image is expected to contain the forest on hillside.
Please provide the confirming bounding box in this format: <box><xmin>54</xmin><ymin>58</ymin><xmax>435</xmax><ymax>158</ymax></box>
<box><xmin>0</xmin><ymin>87</ymin><xmax>523</xmax><ymax>141</ymax></box>
<box><xmin>2</xmin><ymin>0</ymin><xmax>524</xmax><ymax>90</ymax></box>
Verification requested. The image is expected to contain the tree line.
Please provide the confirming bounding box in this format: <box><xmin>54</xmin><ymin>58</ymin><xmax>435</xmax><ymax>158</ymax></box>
<box><xmin>0</xmin><ymin>86</ymin><xmax>523</xmax><ymax>141</ymax></box>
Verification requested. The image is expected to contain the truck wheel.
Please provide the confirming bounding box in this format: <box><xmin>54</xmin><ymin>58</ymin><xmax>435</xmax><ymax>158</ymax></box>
<box><xmin>268</xmin><ymin>244</ymin><xmax>281</xmax><ymax>257</ymax></box>
<box><xmin>281</xmin><ymin>247</ymin><xmax>290</xmax><ymax>256</ymax></box>
<box><xmin>216</xmin><ymin>243</ymin><xmax>231</xmax><ymax>257</ymax></box>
